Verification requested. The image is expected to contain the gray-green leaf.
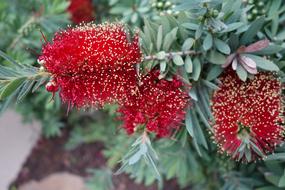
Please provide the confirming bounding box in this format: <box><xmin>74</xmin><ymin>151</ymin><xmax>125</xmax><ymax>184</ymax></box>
<box><xmin>214</xmin><ymin>38</ymin><xmax>231</xmax><ymax>54</ymax></box>
<box><xmin>173</xmin><ymin>55</ymin><xmax>184</xmax><ymax>66</ymax></box>
<box><xmin>203</xmin><ymin>33</ymin><xmax>213</xmax><ymax>51</ymax></box>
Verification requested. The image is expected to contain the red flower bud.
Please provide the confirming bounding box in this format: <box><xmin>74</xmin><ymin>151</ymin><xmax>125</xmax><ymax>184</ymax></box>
<box><xmin>45</xmin><ymin>81</ymin><xmax>59</xmax><ymax>92</ymax></box>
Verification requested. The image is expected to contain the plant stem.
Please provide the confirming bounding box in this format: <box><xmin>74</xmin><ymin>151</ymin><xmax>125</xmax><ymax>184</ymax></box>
<box><xmin>143</xmin><ymin>50</ymin><xmax>200</xmax><ymax>61</ymax></box>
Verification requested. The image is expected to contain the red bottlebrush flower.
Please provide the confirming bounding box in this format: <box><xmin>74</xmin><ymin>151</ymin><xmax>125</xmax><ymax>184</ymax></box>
<box><xmin>39</xmin><ymin>23</ymin><xmax>141</xmax><ymax>108</ymax></box>
<box><xmin>118</xmin><ymin>70</ymin><xmax>190</xmax><ymax>137</ymax></box>
<box><xmin>68</xmin><ymin>0</ymin><xmax>94</xmax><ymax>24</ymax></box>
<box><xmin>212</xmin><ymin>70</ymin><xmax>284</xmax><ymax>162</ymax></box>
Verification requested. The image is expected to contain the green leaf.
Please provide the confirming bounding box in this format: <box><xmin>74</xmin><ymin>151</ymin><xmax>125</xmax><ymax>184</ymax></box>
<box><xmin>192</xmin><ymin>110</ymin><xmax>208</xmax><ymax>149</ymax></box>
<box><xmin>207</xmin><ymin>51</ymin><xmax>226</xmax><ymax>65</ymax></box>
<box><xmin>266</xmin><ymin>153</ymin><xmax>285</xmax><ymax>161</ymax></box>
<box><xmin>203</xmin><ymin>33</ymin><xmax>213</xmax><ymax>51</ymax></box>
<box><xmin>182</xmin><ymin>23</ymin><xmax>199</xmax><ymax>30</ymax></box>
<box><xmin>32</xmin><ymin>77</ymin><xmax>49</xmax><ymax>92</ymax></box>
<box><xmin>0</xmin><ymin>77</ymin><xmax>26</xmax><ymax>100</ymax></box>
<box><xmin>221</xmin><ymin>22</ymin><xmax>244</xmax><ymax>33</ymax></box>
<box><xmin>163</xmin><ymin>27</ymin><xmax>178</xmax><ymax>51</ymax></box>
<box><xmin>206</xmin><ymin>65</ymin><xmax>223</xmax><ymax>81</ymax></box>
<box><xmin>185</xmin><ymin>109</ymin><xmax>194</xmax><ymax>137</ymax></box>
<box><xmin>214</xmin><ymin>38</ymin><xmax>231</xmax><ymax>54</ymax></box>
<box><xmin>195</xmin><ymin>25</ymin><xmax>203</xmax><ymax>39</ymax></box>
<box><xmin>264</xmin><ymin>173</ymin><xmax>281</xmax><ymax>186</ymax></box>
<box><xmin>192</xmin><ymin>58</ymin><xmax>201</xmax><ymax>81</ymax></box>
<box><xmin>201</xmin><ymin>79</ymin><xmax>219</xmax><ymax>90</ymax></box>
<box><xmin>194</xmin><ymin>102</ymin><xmax>212</xmax><ymax>130</ymax></box>
<box><xmin>256</xmin><ymin>186</ymin><xmax>282</xmax><ymax>190</ymax></box>
<box><xmin>160</xmin><ymin>61</ymin><xmax>167</xmax><ymax>72</ymax></box>
<box><xmin>156</xmin><ymin>51</ymin><xmax>166</xmax><ymax>60</ymax></box>
<box><xmin>189</xmin><ymin>87</ymin><xmax>198</xmax><ymax>101</ymax></box>
<box><xmin>236</xmin><ymin>64</ymin><xmax>247</xmax><ymax>81</ymax></box>
<box><xmin>0</xmin><ymin>50</ymin><xmax>22</xmax><ymax>67</ymax></box>
<box><xmin>173</xmin><ymin>55</ymin><xmax>184</xmax><ymax>66</ymax></box>
<box><xmin>109</xmin><ymin>6</ymin><xmax>129</xmax><ymax>14</ymax></box>
<box><xmin>278</xmin><ymin>170</ymin><xmax>285</xmax><ymax>187</ymax></box>
<box><xmin>268</xmin><ymin>0</ymin><xmax>282</xmax><ymax>18</ymax></box>
<box><xmin>156</xmin><ymin>25</ymin><xmax>163</xmax><ymax>51</ymax></box>
<box><xmin>241</xmin><ymin>17</ymin><xmax>265</xmax><ymax>44</ymax></box>
<box><xmin>182</xmin><ymin>38</ymin><xmax>195</xmax><ymax>51</ymax></box>
<box><xmin>17</xmin><ymin>80</ymin><xmax>35</xmax><ymax>102</ymax></box>
<box><xmin>254</xmin><ymin>45</ymin><xmax>284</xmax><ymax>55</ymax></box>
<box><xmin>184</xmin><ymin>56</ymin><xmax>193</xmax><ymax>73</ymax></box>
<box><xmin>244</xmin><ymin>54</ymin><xmax>279</xmax><ymax>71</ymax></box>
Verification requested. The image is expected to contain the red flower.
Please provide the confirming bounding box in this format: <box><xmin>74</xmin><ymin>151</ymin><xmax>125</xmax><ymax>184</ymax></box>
<box><xmin>68</xmin><ymin>0</ymin><xmax>94</xmax><ymax>24</ymax></box>
<box><xmin>212</xmin><ymin>70</ymin><xmax>284</xmax><ymax>162</ymax></box>
<box><xmin>39</xmin><ymin>23</ymin><xmax>141</xmax><ymax>108</ymax></box>
<box><xmin>118</xmin><ymin>70</ymin><xmax>189</xmax><ymax>137</ymax></box>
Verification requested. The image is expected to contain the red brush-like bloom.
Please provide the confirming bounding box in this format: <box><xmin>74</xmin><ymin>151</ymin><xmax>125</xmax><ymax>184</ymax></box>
<box><xmin>68</xmin><ymin>0</ymin><xmax>94</xmax><ymax>24</ymax></box>
<box><xmin>212</xmin><ymin>70</ymin><xmax>284</xmax><ymax>162</ymax></box>
<box><xmin>39</xmin><ymin>23</ymin><xmax>141</xmax><ymax>108</ymax></box>
<box><xmin>118</xmin><ymin>70</ymin><xmax>189</xmax><ymax>137</ymax></box>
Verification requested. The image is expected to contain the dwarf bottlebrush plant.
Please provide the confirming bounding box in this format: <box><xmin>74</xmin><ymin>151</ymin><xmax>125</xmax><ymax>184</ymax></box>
<box><xmin>212</xmin><ymin>70</ymin><xmax>285</xmax><ymax>162</ymax></box>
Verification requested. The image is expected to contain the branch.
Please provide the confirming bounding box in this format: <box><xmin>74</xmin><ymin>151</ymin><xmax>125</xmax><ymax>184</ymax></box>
<box><xmin>143</xmin><ymin>50</ymin><xmax>200</xmax><ymax>61</ymax></box>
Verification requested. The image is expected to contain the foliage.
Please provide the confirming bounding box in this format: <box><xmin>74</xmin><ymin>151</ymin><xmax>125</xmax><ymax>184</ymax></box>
<box><xmin>1</xmin><ymin>0</ymin><xmax>285</xmax><ymax>190</ymax></box>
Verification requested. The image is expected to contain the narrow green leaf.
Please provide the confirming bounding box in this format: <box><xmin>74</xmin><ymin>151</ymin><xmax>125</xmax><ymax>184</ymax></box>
<box><xmin>241</xmin><ymin>17</ymin><xmax>265</xmax><ymax>44</ymax></box>
<box><xmin>266</xmin><ymin>153</ymin><xmax>285</xmax><ymax>161</ymax></box>
<box><xmin>184</xmin><ymin>56</ymin><xmax>193</xmax><ymax>73</ymax></box>
<box><xmin>156</xmin><ymin>25</ymin><xmax>163</xmax><ymax>51</ymax></box>
<box><xmin>192</xmin><ymin>111</ymin><xmax>208</xmax><ymax>149</ymax></box>
<box><xmin>192</xmin><ymin>58</ymin><xmax>201</xmax><ymax>81</ymax></box>
<box><xmin>214</xmin><ymin>38</ymin><xmax>231</xmax><ymax>54</ymax></box>
<box><xmin>195</xmin><ymin>25</ymin><xmax>203</xmax><ymax>39</ymax></box>
<box><xmin>156</xmin><ymin>51</ymin><xmax>166</xmax><ymax>60</ymax></box>
<box><xmin>268</xmin><ymin>0</ymin><xmax>282</xmax><ymax>18</ymax></box>
<box><xmin>185</xmin><ymin>109</ymin><xmax>194</xmax><ymax>137</ymax></box>
<box><xmin>173</xmin><ymin>55</ymin><xmax>184</xmax><ymax>66</ymax></box>
<box><xmin>0</xmin><ymin>77</ymin><xmax>26</xmax><ymax>100</ymax></box>
<box><xmin>17</xmin><ymin>80</ymin><xmax>35</xmax><ymax>102</ymax></box>
<box><xmin>207</xmin><ymin>51</ymin><xmax>226</xmax><ymax>65</ymax></box>
<box><xmin>32</xmin><ymin>77</ymin><xmax>48</xmax><ymax>92</ymax></box>
<box><xmin>206</xmin><ymin>65</ymin><xmax>223</xmax><ymax>81</ymax></box>
<box><xmin>194</xmin><ymin>102</ymin><xmax>212</xmax><ymax>131</ymax></box>
<box><xmin>221</xmin><ymin>22</ymin><xmax>244</xmax><ymax>33</ymax></box>
<box><xmin>189</xmin><ymin>87</ymin><xmax>198</xmax><ymax>101</ymax></box>
<box><xmin>201</xmin><ymin>79</ymin><xmax>219</xmax><ymax>90</ymax></box>
<box><xmin>203</xmin><ymin>33</ymin><xmax>213</xmax><ymax>51</ymax></box>
<box><xmin>182</xmin><ymin>23</ymin><xmax>199</xmax><ymax>30</ymax></box>
<box><xmin>264</xmin><ymin>173</ymin><xmax>280</xmax><ymax>186</ymax></box>
<box><xmin>182</xmin><ymin>38</ymin><xmax>194</xmax><ymax>51</ymax></box>
<box><xmin>163</xmin><ymin>27</ymin><xmax>178</xmax><ymax>51</ymax></box>
<box><xmin>244</xmin><ymin>54</ymin><xmax>279</xmax><ymax>71</ymax></box>
<box><xmin>278</xmin><ymin>170</ymin><xmax>285</xmax><ymax>187</ymax></box>
<box><xmin>0</xmin><ymin>50</ymin><xmax>22</xmax><ymax>67</ymax></box>
<box><xmin>254</xmin><ymin>45</ymin><xmax>284</xmax><ymax>55</ymax></box>
<box><xmin>236</xmin><ymin>64</ymin><xmax>247</xmax><ymax>81</ymax></box>
<box><xmin>160</xmin><ymin>61</ymin><xmax>167</xmax><ymax>73</ymax></box>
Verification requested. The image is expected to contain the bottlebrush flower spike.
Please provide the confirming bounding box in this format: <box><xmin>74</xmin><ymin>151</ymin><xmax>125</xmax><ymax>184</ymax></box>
<box><xmin>118</xmin><ymin>70</ymin><xmax>190</xmax><ymax>137</ymax></box>
<box><xmin>212</xmin><ymin>70</ymin><xmax>284</xmax><ymax>162</ymax></box>
<box><xmin>68</xmin><ymin>0</ymin><xmax>94</xmax><ymax>24</ymax></box>
<box><xmin>222</xmin><ymin>39</ymin><xmax>270</xmax><ymax>74</ymax></box>
<box><xmin>39</xmin><ymin>23</ymin><xmax>141</xmax><ymax>108</ymax></box>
